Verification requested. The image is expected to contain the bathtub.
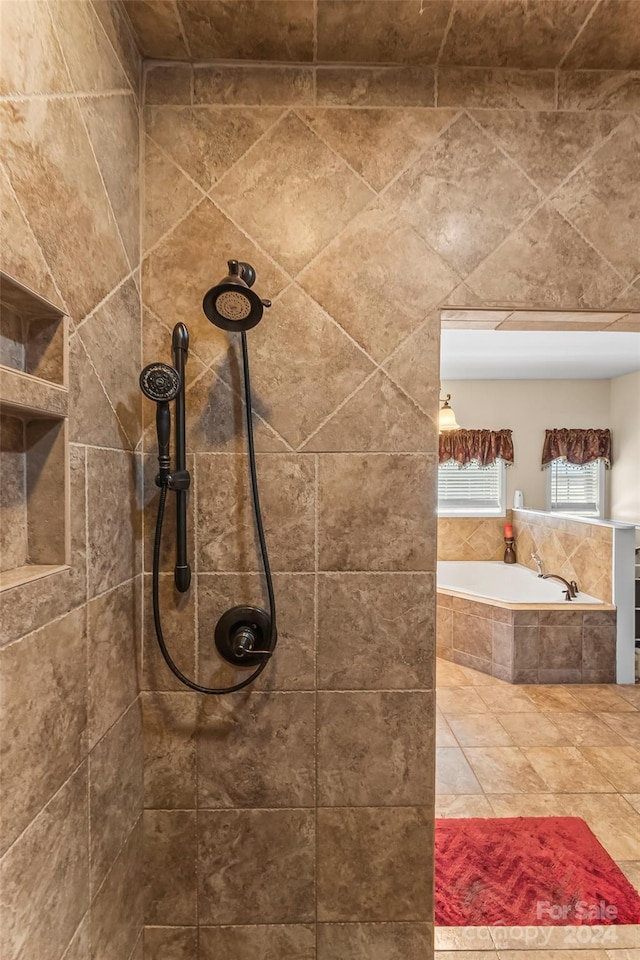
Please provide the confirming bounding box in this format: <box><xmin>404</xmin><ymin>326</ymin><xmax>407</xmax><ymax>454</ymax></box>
<box><xmin>437</xmin><ymin>560</ymin><xmax>602</xmax><ymax>605</ymax></box>
<box><xmin>436</xmin><ymin>561</ymin><xmax>616</xmax><ymax>684</ymax></box>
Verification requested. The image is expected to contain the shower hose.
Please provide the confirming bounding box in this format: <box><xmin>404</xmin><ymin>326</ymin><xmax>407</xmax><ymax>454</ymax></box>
<box><xmin>151</xmin><ymin>331</ymin><xmax>277</xmax><ymax>694</ymax></box>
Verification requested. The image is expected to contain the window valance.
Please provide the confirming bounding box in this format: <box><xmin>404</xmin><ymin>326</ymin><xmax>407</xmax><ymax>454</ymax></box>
<box><xmin>541</xmin><ymin>428</ymin><xmax>612</xmax><ymax>468</ymax></box>
<box><xmin>439</xmin><ymin>429</ymin><xmax>514</xmax><ymax>468</ymax></box>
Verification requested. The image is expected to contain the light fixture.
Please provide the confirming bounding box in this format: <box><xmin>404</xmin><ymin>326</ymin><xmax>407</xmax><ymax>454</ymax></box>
<box><xmin>439</xmin><ymin>394</ymin><xmax>461</xmax><ymax>433</ymax></box>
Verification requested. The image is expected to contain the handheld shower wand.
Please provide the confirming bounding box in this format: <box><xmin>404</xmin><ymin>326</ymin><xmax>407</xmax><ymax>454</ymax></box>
<box><xmin>141</xmin><ymin>260</ymin><xmax>277</xmax><ymax>695</ymax></box>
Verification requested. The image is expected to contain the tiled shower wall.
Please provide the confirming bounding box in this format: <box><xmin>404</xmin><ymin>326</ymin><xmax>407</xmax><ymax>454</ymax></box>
<box><xmin>140</xmin><ymin>60</ymin><xmax>640</xmax><ymax>957</ymax></box>
<box><xmin>0</xmin><ymin>3</ymin><xmax>144</xmax><ymax>958</ymax></box>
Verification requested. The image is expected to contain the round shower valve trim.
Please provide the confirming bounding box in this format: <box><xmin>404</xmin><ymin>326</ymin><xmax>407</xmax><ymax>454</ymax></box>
<box><xmin>214</xmin><ymin>605</ymin><xmax>276</xmax><ymax>667</ymax></box>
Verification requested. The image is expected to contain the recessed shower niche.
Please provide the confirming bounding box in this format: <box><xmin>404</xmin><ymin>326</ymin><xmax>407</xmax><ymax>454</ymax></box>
<box><xmin>0</xmin><ymin>273</ymin><xmax>68</xmax><ymax>590</ymax></box>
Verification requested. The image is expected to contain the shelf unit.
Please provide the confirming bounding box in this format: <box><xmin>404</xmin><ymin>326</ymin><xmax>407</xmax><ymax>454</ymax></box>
<box><xmin>0</xmin><ymin>273</ymin><xmax>69</xmax><ymax>592</ymax></box>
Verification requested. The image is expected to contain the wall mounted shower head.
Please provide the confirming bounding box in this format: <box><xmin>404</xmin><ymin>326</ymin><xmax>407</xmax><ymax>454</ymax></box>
<box><xmin>139</xmin><ymin>362</ymin><xmax>181</xmax><ymax>403</ymax></box>
<box><xmin>202</xmin><ymin>259</ymin><xmax>271</xmax><ymax>332</ymax></box>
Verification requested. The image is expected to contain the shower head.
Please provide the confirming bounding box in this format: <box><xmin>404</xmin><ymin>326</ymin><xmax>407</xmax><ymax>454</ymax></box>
<box><xmin>139</xmin><ymin>362</ymin><xmax>181</xmax><ymax>403</ymax></box>
<box><xmin>202</xmin><ymin>259</ymin><xmax>271</xmax><ymax>332</ymax></box>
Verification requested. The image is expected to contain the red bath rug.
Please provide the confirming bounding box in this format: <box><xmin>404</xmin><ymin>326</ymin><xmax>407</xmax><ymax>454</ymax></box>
<box><xmin>435</xmin><ymin>817</ymin><xmax>640</xmax><ymax>926</ymax></box>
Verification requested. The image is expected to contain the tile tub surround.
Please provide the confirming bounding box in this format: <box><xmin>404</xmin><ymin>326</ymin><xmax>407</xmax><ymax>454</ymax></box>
<box><xmin>141</xmin><ymin>52</ymin><xmax>639</xmax><ymax>958</ymax></box>
<box><xmin>438</xmin><ymin>513</ymin><xmax>514</xmax><ymax>561</ymax></box>
<box><xmin>437</xmin><ymin>591</ymin><xmax>617</xmax><ymax>684</ymax></box>
<box><xmin>513</xmin><ymin>509</ymin><xmax>615</xmax><ymax>603</ymax></box>
<box><xmin>0</xmin><ymin>3</ymin><xmax>143</xmax><ymax>959</ymax></box>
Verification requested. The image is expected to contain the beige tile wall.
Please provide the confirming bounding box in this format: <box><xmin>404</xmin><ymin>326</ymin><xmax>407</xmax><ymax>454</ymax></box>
<box><xmin>513</xmin><ymin>509</ymin><xmax>615</xmax><ymax>602</ymax></box>
<box><xmin>0</xmin><ymin>3</ymin><xmax>143</xmax><ymax>958</ymax></box>
<box><xmin>438</xmin><ymin>513</ymin><xmax>514</xmax><ymax>561</ymax></box>
<box><xmin>140</xmin><ymin>56</ymin><xmax>639</xmax><ymax>958</ymax></box>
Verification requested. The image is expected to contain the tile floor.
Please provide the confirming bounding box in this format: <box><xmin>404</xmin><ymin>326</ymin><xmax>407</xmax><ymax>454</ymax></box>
<box><xmin>435</xmin><ymin>657</ymin><xmax>640</xmax><ymax>957</ymax></box>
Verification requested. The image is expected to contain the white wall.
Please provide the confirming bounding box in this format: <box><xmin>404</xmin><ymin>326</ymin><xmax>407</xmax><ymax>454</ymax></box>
<box><xmin>609</xmin><ymin>370</ymin><xmax>640</xmax><ymax>525</ymax></box>
<box><xmin>441</xmin><ymin>379</ymin><xmax>612</xmax><ymax>512</ymax></box>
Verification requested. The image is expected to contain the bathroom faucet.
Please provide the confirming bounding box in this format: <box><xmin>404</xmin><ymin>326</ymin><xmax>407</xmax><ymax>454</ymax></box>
<box><xmin>531</xmin><ymin>553</ymin><xmax>578</xmax><ymax>599</ymax></box>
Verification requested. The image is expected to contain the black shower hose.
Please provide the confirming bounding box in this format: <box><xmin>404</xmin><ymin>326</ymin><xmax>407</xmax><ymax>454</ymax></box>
<box><xmin>151</xmin><ymin>331</ymin><xmax>277</xmax><ymax>694</ymax></box>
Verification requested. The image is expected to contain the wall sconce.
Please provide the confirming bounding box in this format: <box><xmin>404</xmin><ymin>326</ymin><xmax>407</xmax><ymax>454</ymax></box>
<box><xmin>439</xmin><ymin>394</ymin><xmax>461</xmax><ymax>433</ymax></box>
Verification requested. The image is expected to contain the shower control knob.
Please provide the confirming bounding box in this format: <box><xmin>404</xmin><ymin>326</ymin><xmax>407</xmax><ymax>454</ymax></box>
<box><xmin>214</xmin><ymin>605</ymin><xmax>277</xmax><ymax>668</ymax></box>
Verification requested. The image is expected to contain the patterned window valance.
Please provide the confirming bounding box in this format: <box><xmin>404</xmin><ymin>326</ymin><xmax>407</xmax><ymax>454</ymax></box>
<box><xmin>541</xmin><ymin>428</ymin><xmax>612</xmax><ymax>468</ymax></box>
<box><xmin>439</xmin><ymin>429</ymin><xmax>514</xmax><ymax>467</ymax></box>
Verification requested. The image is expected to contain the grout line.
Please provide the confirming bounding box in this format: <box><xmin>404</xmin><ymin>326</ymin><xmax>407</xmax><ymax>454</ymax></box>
<box><xmin>174</xmin><ymin>2</ymin><xmax>193</xmax><ymax>62</ymax></box>
<box><xmin>313</xmin><ymin>453</ymin><xmax>319</xmax><ymax>933</ymax></box>
<box><xmin>89</xmin><ymin>0</ymin><xmax>141</xmax><ymax>103</ymax></box>
<box><xmin>293</xmin><ymin>106</ymin><xmax>380</xmax><ymax>196</ymax></box>
<box><xmin>0</xmin><ymin>89</ymin><xmax>135</xmax><ymax>103</ymax></box>
<box><xmin>435</xmin><ymin>0</ymin><xmax>456</xmax><ymax>68</ymax></box>
<box><xmin>74</xmin><ymin>265</ymin><xmax>139</xmax><ymax>332</ymax></box>
<box><xmin>144</xmin><ymin>130</ymin><xmax>209</xmax><ymax>196</ymax></box>
<box><xmin>297</xmin><ymin>366</ymin><xmax>380</xmax><ymax>451</ymax></box>
<box><xmin>0</xmin><ymin>161</ymin><xmax>70</xmax><ymax>315</ymax></box>
<box><xmin>71</xmin><ymin>331</ymin><xmax>136</xmax><ymax>449</ymax></box>
<box><xmin>558</xmin><ymin>0</ymin><xmax>602</xmax><ymax>69</ymax></box>
<box><xmin>48</xmin><ymin>12</ymin><xmax>135</xmax><ymax>276</ymax></box>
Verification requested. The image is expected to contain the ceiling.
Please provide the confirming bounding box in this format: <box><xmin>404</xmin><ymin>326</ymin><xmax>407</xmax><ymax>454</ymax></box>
<box><xmin>441</xmin><ymin>329</ymin><xmax>640</xmax><ymax>379</ymax></box>
<box><xmin>123</xmin><ymin>0</ymin><xmax>640</xmax><ymax>69</ymax></box>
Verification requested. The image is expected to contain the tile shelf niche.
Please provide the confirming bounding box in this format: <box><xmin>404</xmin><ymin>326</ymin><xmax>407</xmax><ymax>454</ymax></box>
<box><xmin>0</xmin><ymin>273</ymin><xmax>69</xmax><ymax>592</ymax></box>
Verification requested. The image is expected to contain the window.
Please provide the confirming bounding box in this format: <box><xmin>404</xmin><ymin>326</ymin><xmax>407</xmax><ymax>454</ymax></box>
<box><xmin>546</xmin><ymin>458</ymin><xmax>605</xmax><ymax>518</ymax></box>
<box><xmin>437</xmin><ymin>459</ymin><xmax>506</xmax><ymax>517</ymax></box>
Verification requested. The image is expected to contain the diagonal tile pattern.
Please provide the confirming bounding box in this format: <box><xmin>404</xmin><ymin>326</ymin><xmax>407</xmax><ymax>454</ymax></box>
<box><xmin>386</xmin><ymin>112</ymin><xmax>542</xmax><ymax>275</ymax></box>
<box><xmin>473</xmin><ymin>109</ymin><xmax>623</xmax><ymax>194</ymax></box>
<box><xmin>215</xmin><ymin>284</ymin><xmax>375</xmax><ymax>449</ymax></box>
<box><xmin>465</xmin><ymin>204</ymin><xmax>625</xmax><ymax>308</ymax></box>
<box><xmin>302</xmin><ymin>369</ymin><xmax>435</xmax><ymax>452</ymax></box>
<box><xmin>552</xmin><ymin>116</ymin><xmax>640</xmax><ymax>281</ymax></box>
<box><xmin>211</xmin><ymin>111</ymin><xmax>374</xmax><ymax>275</ymax></box>
<box><xmin>145</xmin><ymin>105</ymin><xmax>283</xmax><ymax>190</ymax></box>
<box><xmin>143</xmin><ymin>137</ymin><xmax>202</xmax><ymax>253</ymax></box>
<box><xmin>142</xmin><ymin>198</ymin><xmax>289</xmax><ymax>364</ymax></box>
<box><xmin>298</xmin><ymin>107</ymin><xmax>459</xmax><ymax>192</ymax></box>
<box><xmin>299</xmin><ymin>201</ymin><xmax>459</xmax><ymax>360</ymax></box>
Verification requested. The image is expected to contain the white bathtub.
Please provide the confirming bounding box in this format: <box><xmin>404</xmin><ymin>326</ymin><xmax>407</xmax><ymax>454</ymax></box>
<box><xmin>437</xmin><ymin>561</ymin><xmax>603</xmax><ymax>605</ymax></box>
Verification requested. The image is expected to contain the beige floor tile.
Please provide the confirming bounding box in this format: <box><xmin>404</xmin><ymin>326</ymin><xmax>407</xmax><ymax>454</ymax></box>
<box><xmin>459</xmin><ymin>666</ymin><xmax>507</xmax><ymax>687</ymax></box>
<box><xmin>555</xmin><ymin>794</ymin><xmax>640</xmax><ymax>860</ymax></box>
<box><xmin>486</xmin><ymin>793</ymin><xmax>570</xmax><ymax>818</ymax></box>
<box><xmin>497</xmin><ymin>713</ymin><xmax>565</xmax><ymax>747</ymax></box>
<box><xmin>624</xmin><ymin>794</ymin><xmax>640</xmax><ymax>813</ymax></box>
<box><xmin>436</xmin><ymin>747</ymin><xmax>483</xmax><ymax>795</ymax></box>
<box><xmin>437</xmin><ymin>711</ymin><xmax>458</xmax><ymax>747</ymax></box>
<box><xmin>493</xmin><ymin>926</ymin><xmax>636</xmax><ymax>951</ymax></box>
<box><xmin>570</xmin><ymin>687</ymin><xmax>639</xmax><ymax>713</ymax></box>
<box><xmin>616</xmin><ymin>860</ymin><xmax>640</xmax><ymax>890</ymax></box>
<box><xmin>464</xmin><ymin>747</ymin><xmax>547</xmax><ymax>794</ymax></box>
<box><xmin>437</xmin><ymin>659</ymin><xmax>475</xmax><ymax>687</ymax></box>
<box><xmin>614</xmin><ymin>686</ymin><xmax>640</xmax><ymax>709</ymax></box>
<box><xmin>435</xmin><ymin>926</ymin><xmax>495</xmax><ymax>950</ymax></box>
<box><xmin>449</xmin><ymin>714</ymin><xmax>515</xmax><ymax>747</ymax></box>
<box><xmin>523</xmin><ymin>747</ymin><xmax>616</xmax><ymax>794</ymax></box>
<box><xmin>524</xmin><ymin>687</ymin><xmax>589</xmax><ymax>712</ymax></box>
<box><xmin>498</xmin><ymin>951</ymin><xmax>610</xmax><ymax>959</ymax></box>
<box><xmin>600</xmin><ymin>928</ymin><xmax>640</xmax><ymax>949</ymax></box>
<box><xmin>435</xmin><ymin>953</ymin><xmax>498</xmax><ymax>959</ymax></box>
<box><xmin>598</xmin><ymin>713</ymin><xmax>640</xmax><ymax>747</ymax></box>
<box><xmin>436</xmin><ymin>794</ymin><xmax>494</xmax><ymax>818</ymax></box>
<box><xmin>477</xmin><ymin>687</ymin><xmax>541</xmax><ymax>714</ymax></box>
<box><xmin>438</xmin><ymin>687</ymin><xmax>491</xmax><ymax>717</ymax></box>
<box><xmin>547</xmin><ymin>712</ymin><xmax>628</xmax><ymax>747</ymax></box>
<box><xmin>579</xmin><ymin>748</ymin><xmax>640</xmax><ymax>793</ymax></box>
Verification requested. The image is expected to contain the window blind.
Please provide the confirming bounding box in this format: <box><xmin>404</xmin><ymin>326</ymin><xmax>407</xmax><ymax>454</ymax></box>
<box><xmin>548</xmin><ymin>459</ymin><xmax>601</xmax><ymax>516</ymax></box>
<box><xmin>437</xmin><ymin>459</ymin><xmax>505</xmax><ymax>516</ymax></box>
